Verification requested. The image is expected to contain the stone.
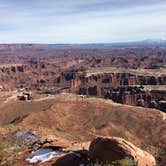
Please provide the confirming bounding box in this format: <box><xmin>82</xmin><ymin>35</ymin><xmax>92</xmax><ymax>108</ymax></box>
<box><xmin>89</xmin><ymin>137</ymin><xmax>156</xmax><ymax>166</ymax></box>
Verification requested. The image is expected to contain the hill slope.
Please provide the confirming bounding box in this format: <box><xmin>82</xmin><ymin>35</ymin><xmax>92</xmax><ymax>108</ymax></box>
<box><xmin>0</xmin><ymin>94</ymin><xmax>165</xmax><ymax>156</ymax></box>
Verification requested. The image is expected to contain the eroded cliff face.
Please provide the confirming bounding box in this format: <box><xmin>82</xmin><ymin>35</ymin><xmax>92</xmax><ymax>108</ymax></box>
<box><xmin>55</xmin><ymin>69</ymin><xmax>166</xmax><ymax>112</ymax></box>
<box><xmin>0</xmin><ymin>44</ymin><xmax>165</xmax><ymax>111</ymax></box>
<box><xmin>0</xmin><ymin>59</ymin><xmax>80</xmax><ymax>92</ymax></box>
<box><xmin>0</xmin><ymin>63</ymin><xmax>58</xmax><ymax>91</ymax></box>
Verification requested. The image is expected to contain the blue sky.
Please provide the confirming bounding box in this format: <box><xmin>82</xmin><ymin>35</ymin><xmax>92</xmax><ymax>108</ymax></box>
<box><xmin>0</xmin><ymin>0</ymin><xmax>166</xmax><ymax>43</ymax></box>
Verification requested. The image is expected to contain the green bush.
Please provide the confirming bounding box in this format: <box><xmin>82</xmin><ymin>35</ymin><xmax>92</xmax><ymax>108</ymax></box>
<box><xmin>111</xmin><ymin>159</ymin><xmax>138</xmax><ymax>166</ymax></box>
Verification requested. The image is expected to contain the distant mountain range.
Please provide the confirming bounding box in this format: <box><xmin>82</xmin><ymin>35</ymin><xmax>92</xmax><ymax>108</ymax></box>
<box><xmin>0</xmin><ymin>39</ymin><xmax>166</xmax><ymax>50</ymax></box>
<box><xmin>109</xmin><ymin>39</ymin><xmax>166</xmax><ymax>47</ymax></box>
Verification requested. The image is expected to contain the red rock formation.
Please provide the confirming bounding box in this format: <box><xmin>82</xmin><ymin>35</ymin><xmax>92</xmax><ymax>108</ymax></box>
<box><xmin>89</xmin><ymin>137</ymin><xmax>156</xmax><ymax>166</ymax></box>
<box><xmin>57</xmin><ymin>70</ymin><xmax>165</xmax><ymax>111</ymax></box>
<box><xmin>0</xmin><ymin>44</ymin><xmax>165</xmax><ymax>111</ymax></box>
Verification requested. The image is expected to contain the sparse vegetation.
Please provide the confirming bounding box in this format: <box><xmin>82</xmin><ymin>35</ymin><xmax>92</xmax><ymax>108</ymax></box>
<box><xmin>0</xmin><ymin>142</ymin><xmax>15</xmax><ymax>166</ymax></box>
<box><xmin>86</xmin><ymin>159</ymin><xmax>138</xmax><ymax>166</ymax></box>
<box><xmin>111</xmin><ymin>159</ymin><xmax>138</xmax><ymax>166</ymax></box>
<box><xmin>156</xmin><ymin>147</ymin><xmax>166</xmax><ymax>166</ymax></box>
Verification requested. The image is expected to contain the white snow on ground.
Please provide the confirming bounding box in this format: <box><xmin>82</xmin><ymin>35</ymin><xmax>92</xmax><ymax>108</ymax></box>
<box><xmin>26</xmin><ymin>148</ymin><xmax>66</xmax><ymax>163</ymax></box>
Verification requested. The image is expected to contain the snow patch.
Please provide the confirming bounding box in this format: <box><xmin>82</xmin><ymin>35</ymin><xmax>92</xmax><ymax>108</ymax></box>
<box><xmin>26</xmin><ymin>148</ymin><xmax>66</xmax><ymax>163</ymax></box>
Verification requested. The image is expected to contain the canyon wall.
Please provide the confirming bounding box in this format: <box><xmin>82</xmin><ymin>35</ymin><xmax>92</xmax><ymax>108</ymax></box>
<box><xmin>0</xmin><ymin>44</ymin><xmax>165</xmax><ymax>111</ymax></box>
<box><xmin>55</xmin><ymin>69</ymin><xmax>166</xmax><ymax>112</ymax></box>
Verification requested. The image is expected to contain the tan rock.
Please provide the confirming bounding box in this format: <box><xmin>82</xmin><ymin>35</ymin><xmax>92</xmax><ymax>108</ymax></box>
<box><xmin>63</xmin><ymin>141</ymin><xmax>90</xmax><ymax>152</ymax></box>
<box><xmin>89</xmin><ymin>137</ymin><xmax>156</xmax><ymax>166</ymax></box>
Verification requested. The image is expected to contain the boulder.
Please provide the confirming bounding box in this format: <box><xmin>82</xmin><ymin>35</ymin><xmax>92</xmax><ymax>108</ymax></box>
<box><xmin>89</xmin><ymin>137</ymin><xmax>156</xmax><ymax>166</ymax></box>
<box><xmin>52</xmin><ymin>153</ymin><xmax>81</xmax><ymax>166</ymax></box>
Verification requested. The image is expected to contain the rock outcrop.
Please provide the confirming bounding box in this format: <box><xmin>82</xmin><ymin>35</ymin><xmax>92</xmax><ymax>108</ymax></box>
<box><xmin>89</xmin><ymin>137</ymin><xmax>156</xmax><ymax>166</ymax></box>
<box><xmin>52</xmin><ymin>153</ymin><xmax>84</xmax><ymax>166</ymax></box>
<box><xmin>55</xmin><ymin>68</ymin><xmax>166</xmax><ymax>111</ymax></box>
<box><xmin>50</xmin><ymin>136</ymin><xmax>156</xmax><ymax>166</ymax></box>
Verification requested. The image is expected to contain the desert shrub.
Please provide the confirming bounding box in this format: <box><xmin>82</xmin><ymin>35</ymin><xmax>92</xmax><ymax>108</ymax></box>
<box><xmin>87</xmin><ymin>159</ymin><xmax>138</xmax><ymax>166</ymax></box>
<box><xmin>89</xmin><ymin>158</ymin><xmax>137</xmax><ymax>166</ymax></box>
<box><xmin>156</xmin><ymin>147</ymin><xmax>166</xmax><ymax>166</ymax></box>
<box><xmin>0</xmin><ymin>143</ymin><xmax>15</xmax><ymax>166</ymax></box>
<box><xmin>0</xmin><ymin>143</ymin><xmax>6</xmax><ymax>163</ymax></box>
<box><xmin>111</xmin><ymin>158</ymin><xmax>138</xmax><ymax>166</ymax></box>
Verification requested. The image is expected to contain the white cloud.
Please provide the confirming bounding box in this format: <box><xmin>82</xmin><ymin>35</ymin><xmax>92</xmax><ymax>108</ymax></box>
<box><xmin>0</xmin><ymin>0</ymin><xmax>165</xmax><ymax>43</ymax></box>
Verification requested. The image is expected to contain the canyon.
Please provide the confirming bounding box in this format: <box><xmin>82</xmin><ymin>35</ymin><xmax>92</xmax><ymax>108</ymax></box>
<box><xmin>0</xmin><ymin>44</ymin><xmax>165</xmax><ymax>111</ymax></box>
<box><xmin>0</xmin><ymin>44</ymin><xmax>165</xmax><ymax>165</ymax></box>
<box><xmin>56</xmin><ymin>67</ymin><xmax>166</xmax><ymax>112</ymax></box>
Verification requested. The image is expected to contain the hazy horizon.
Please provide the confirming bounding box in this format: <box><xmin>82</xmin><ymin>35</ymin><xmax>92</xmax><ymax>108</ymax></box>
<box><xmin>0</xmin><ymin>0</ymin><xmax>166</xmax><ymax>43</ymax></box>
<box><xmin>0</xmin><ymin>39</ymin><xmax>166</xmax><ymax>45</ymax></box>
